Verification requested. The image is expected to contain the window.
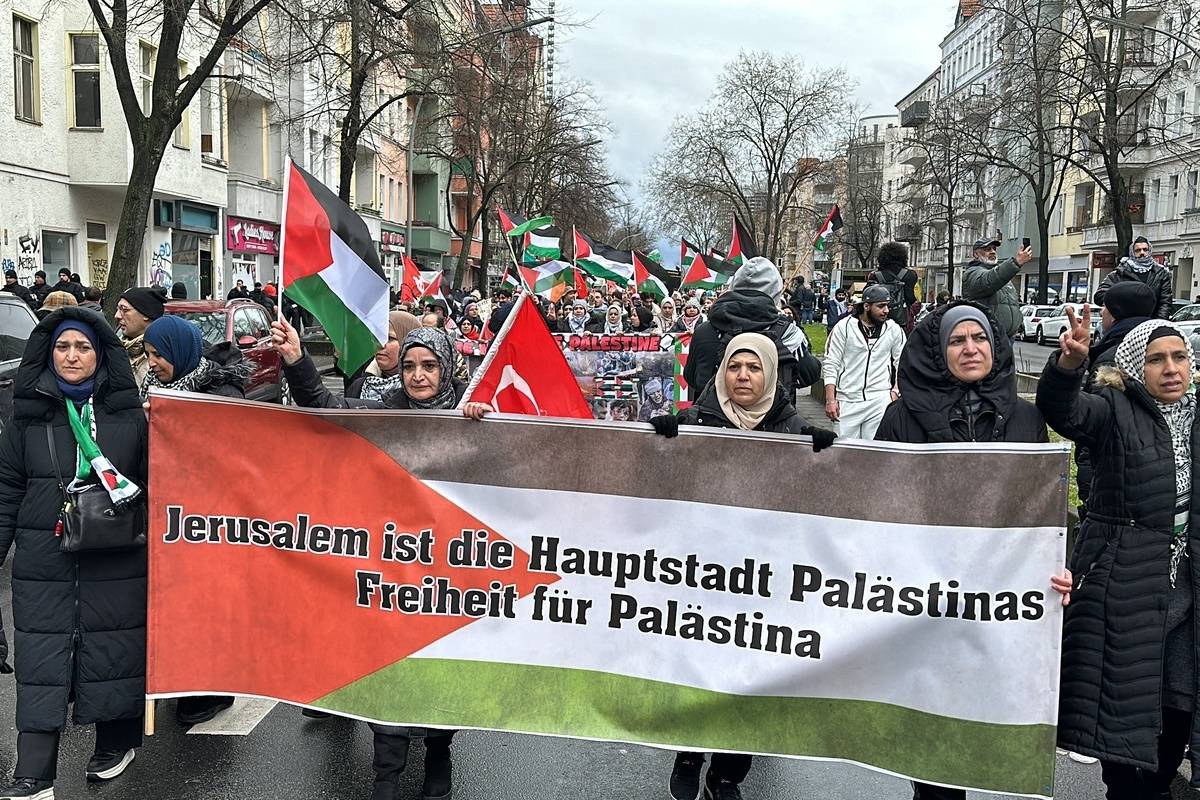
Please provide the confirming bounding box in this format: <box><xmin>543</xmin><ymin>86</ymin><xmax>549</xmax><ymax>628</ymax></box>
<box><xmin>378</xmin><ymin>174</ymin><xmax>385</xmax><ymax>210</ymax></box>
<box><xmin>1177</xmin><ymin>91</ymin><xmax>1187</xmax><ymax>136</ymax></box>
<box><xmin>41</xmin><ymin>231</ymin><xmax>73</xmax><ymax>271</ymax></box>
<box><xmin>309</xmin><ymin>129</ymin><xmax>319</xmax><ymax>172</ymax></box>
<box><xmin>200</xmin><ymin>81</ymin><xmax>223</xmax><ymax>159</ymax></box>
<box><xmin>1189</xmin><ymin>171</ymin><xmax>1199</xmax><ymax>211</ymax></box>
<box><xmin>139</xmin><ymin>43</ymin><xmax>155</xmax><ymax>113</ymax></box>
<box><xmin>13</xmin><ymin>15</ymin><xmax>37</xmax><ymax>122</ymax></box>
<box><xmin>173</xmin><ymin>60</ymin><xmax>189</xmax><ymax>147</ymax></box>
<box><xmin>322</xmin><ymin>135</ymin><xmax>332</xmax><ymax>184</ymax></box>
<box><xmin>1051</xmin><ymin>195</ymin><xmax>1065</xmax><ymax>235</ymax></box>
<box><xmin>1151</xmin><ymin>178</ymin><xmax>1162</xmax><ymax>220</ymax></box>
<box><xmin>233</xmin><ymin>309</ymin><xmax>257</xmax><ymax>341</ymax></box>
<box><xmin>1170</xmin><ymin>174</ymin><xmax>1180</xmax><ymax>216</ymax></box>
<box><xmin>85</xmin><ymin>222</ymin><xmax>108</xmax><ymax>287</ymax></box>
<box><xmin>69</xmin><ymin>33</ymin><xmax>100</xmax><ymax>128</ymax></box>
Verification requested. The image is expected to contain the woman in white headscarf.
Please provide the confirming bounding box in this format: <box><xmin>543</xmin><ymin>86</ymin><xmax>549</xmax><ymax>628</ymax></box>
<box><xmin>648</xmin><ymin>331</ymin><xmax>833</xmax><ymax>800</ymax></box>
<box><xmin>1039</xmin><ymin>308</ymin><xmax>1200</xmax><ymax>798</ymax></box>
<box><xmin>656</xmin><ymin>298</ymin><xmax>678</xmax><ymax>332</ymax></box>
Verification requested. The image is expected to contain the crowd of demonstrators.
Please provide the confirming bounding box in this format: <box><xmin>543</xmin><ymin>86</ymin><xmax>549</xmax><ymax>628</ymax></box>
<box><xmin>3</xmin><ymin>239</ymin><xmax>1195</xmax><ymax>799</ymax></box>
<box><xmin>1094</xmin><ymin>235</ymin><xmax>1175</xmax><ymax>319</ymax></box>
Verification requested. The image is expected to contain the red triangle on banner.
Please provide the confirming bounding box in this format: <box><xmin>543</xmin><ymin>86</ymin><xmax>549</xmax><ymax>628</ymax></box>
<box><xmin>464</xmin><ymin>295</ymin><xmax>592</xmax><ymax>418</ymax></box>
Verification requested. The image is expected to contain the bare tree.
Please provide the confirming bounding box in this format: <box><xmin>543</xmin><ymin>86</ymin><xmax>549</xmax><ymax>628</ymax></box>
<box><xmin>835</xmin><ymin>110</ymin><xmax>889</xmax><ymax>273</ymax></box>
<box><xmin>88</xmin><ymin>0</ymin><xmax>275</xmax><ymax>313</ymax></box>
<box><xmin>643</xmin><ymin>145</ymin><xmax>725</xmax><ymax>252</ymax></box>
<box><xmin>648</xmin><ymin>51</ymin><xmax>853</xmax><ymax>261</ymax></box>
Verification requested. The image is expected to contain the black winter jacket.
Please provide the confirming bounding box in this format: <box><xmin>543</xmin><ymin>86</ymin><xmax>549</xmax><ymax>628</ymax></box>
<box><xmin>0</xmin><ymin>307</ymin><xmax>148</xmax><ymax>731</ymax></box>
<box><xmin>1094</xmin><ymin>259</ymin><xmax>1174</xmax><ymax>319</ymax></box>
<box><xmin>684</xmin><ymin>289</ymin><xmax>800</xmax><ymax>398</ymax></box>
<box><xmin>284</xmin><ymin>353</ymin><xmax>466</xmax><ymax>409</ymax></box>
<box><xmin>1073</xmin><ymin>316</ymin><xmax>1147</xmax><ymax>508</ymax></box>
<box><xmin>1038</xmin><ymin>355</ymin><xmax>1200</xmax><ymax>779</ymax></box>
<box><xmin>875</xmin><ymin>302</ymin><xmax>1047</xmax><ymax>443</ymax></box>
<box><xmin>678</xmin><ymin>380</ymin><xmax>810</xmax><ymax>434</ymax></box>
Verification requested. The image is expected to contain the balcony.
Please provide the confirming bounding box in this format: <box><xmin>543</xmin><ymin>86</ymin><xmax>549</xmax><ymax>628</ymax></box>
<box><xmin>409</xmin><ymin>225</ymin><xmax>452</xmax><ymax>256</ymax></box>
<box><xmin>1081</xmin><ymin>223</ymin><xmax>1117</xmax><ymax>248</ymax></box>
<box><xmin>228</xmin><ymin>47</ymin><xmax>274</xmax><ymax>102</ymax></box>
<box><xmin>958</xmin><ymin>197</ymin><xmax>986</xmax><ymax>218</ymax></box>
<box><xmin>1183</xmin><ymin>211</ymin><xmax>1200</xmax><ymax>236</ymax></box>
<box><xmin>898</xmin><ymin>143</ymin><xmax>928</xmax><ymax>168</ymax></box>
<box><xmin>227</xmin><ymin>174</ymin><xmax>280</xmax><ymax>221</ymax></box>
<box><xmin>901</xmin><ymin>101</ymin><xmax>930</xmax><ymax>128</ymax></box>
<box><xmin>895</xmin><ymin>222</ymin><xmax>922</xmax><ymax>241</ymax></box>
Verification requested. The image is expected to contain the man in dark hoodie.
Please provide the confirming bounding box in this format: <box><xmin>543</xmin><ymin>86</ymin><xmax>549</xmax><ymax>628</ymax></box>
<box><xmin>1073</xmin><ymin>281</ymin><xmax>1157</xmax><ymax>515</ymax></box>
<box><xmin>684</xmin><ymin>257</ymin><xmax>811</xmax><ymax>401</ymax></box>
<box><xmin>1094</xmin><ymin>235</ymin><xmax>1174</xmax><ymax>319</ymax></box>
<box><xmin>1</xmin><ymin>270</ymin><xmax>32</xmax><ymax>308</ymax></box>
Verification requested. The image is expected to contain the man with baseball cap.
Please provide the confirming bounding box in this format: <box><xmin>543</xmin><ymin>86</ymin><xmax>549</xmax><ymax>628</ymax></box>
<box><xmin>961</xmin><ymin>237</ymin><xmax>1032</xmax><ymax>338</ymax></box>
<box><xmin>821</xmin><ymin>283</ymin><xmax>906</xmax><ymax>440</ymax></box>
<box><xmin>115</xmin><ymin>286</ymin><xmax>167</xmax><ymax>386</ymax></box>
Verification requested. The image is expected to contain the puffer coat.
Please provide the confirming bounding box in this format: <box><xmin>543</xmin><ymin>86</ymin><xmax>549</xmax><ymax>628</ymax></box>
<box><xmin>1037</xmin><ymin>355</ymin><xmax>1200</xmax><ymax>781</ymax></box>
<box><xmin>0</xmin><ymin>306</ymin><xmax>148</xmax><ymax>731</ymax></box>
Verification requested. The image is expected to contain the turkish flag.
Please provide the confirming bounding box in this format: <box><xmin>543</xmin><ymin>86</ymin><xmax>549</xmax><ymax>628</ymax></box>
<box><xmin>399</xmin><ymin>256</ymin><xmax>421</xmax><ymax>302</ymax></box>
<box><xmin>461</xmin><ymin>294</ymin><xmax>592</xmax><ymax>418</ymax></box>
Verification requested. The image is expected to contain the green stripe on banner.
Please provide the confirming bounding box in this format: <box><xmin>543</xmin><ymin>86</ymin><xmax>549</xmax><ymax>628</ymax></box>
<box><xmin>286</xmin><ymin>272</ymin><xmax>380</xmax><ymax>373</ymax></box>
<box><xmin>313</xmin><ymin>659</ymin><xmax>1055</xmax><ymax>796</ymax></box>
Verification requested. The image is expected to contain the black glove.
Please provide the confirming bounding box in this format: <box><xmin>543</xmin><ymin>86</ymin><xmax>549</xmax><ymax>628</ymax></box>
<box><xmin>801</xmin><ymin>425</ymin><xmax>836</xmax><ymax>453</ymax></box>
<box><xmin>650</xmin><ymin>415</ymin><xmax>680</xmax><ymax>438</ymax></box>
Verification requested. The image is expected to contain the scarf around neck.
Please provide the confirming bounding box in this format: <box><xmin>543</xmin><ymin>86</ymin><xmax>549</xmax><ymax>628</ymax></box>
<box><xmin>64</xmin><ymin>398</ymin><xmax>141</xmax><ymax>507</ymax></box>
<box><xmin>1123</xmin><ymin>241</ymin><xmax>1157</xmax><ymax>274</ymax></box>
<box><xmin>400</xmin><ymin>327</ymin><xmax>457</xmax><ymax>409</ymax></box>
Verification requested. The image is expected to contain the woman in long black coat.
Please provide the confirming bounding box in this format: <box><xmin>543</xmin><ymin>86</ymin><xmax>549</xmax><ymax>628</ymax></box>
<box><xmin>1040</xmin><ymin>308</ymin><xmax>1200</xmax><ymax>798</ymax></box>
<box><xmin>0</xmin><ymin>307</ymin><xmax>148</xmax><ymax>798</ymax></box>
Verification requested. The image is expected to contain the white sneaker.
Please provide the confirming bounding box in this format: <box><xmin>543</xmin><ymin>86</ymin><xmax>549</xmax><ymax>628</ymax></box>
<box><xmin>85</xmin><ymin>748</ymin><xmax>135</xmax><ymax>782</ymax></box>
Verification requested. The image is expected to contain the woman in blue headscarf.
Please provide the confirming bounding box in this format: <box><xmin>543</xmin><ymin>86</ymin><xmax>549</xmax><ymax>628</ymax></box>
<box><xmin>139</xmin><ymin>315</ymin><xmax>250</xmax><ymax>401</ymax></box>
<box><xmin>0</xmin><ymin>307</ymin><xmax>148</xmax><ymax>797</ymax></box>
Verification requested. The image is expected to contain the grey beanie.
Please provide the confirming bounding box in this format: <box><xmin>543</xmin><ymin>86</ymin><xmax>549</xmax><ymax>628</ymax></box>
<box><xmin>939</xmin><ymin>305</ymin><xmax>993</xmax><ymax>356</ymax></box>
<box><xmin>729</xmin><ymin>256</ymin><xmax>784</xmax><ymax>302</ymax></box>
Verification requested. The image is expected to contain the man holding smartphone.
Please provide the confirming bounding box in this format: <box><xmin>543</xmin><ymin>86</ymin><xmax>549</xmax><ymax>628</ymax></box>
<box><xmin>961</xmin><ymin>237</ymin><xmax>1033</xmax><ymax>338</ymax></box>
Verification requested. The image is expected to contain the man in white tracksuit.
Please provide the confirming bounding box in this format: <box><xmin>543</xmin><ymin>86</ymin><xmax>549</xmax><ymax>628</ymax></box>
<box><xmin>822</xmin><ymin>283</ymin><xmax>906</xmax><ymax>440</ymax></box>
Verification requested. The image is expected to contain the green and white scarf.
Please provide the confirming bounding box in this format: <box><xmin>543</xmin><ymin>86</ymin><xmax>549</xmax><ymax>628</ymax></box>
<box><xmin>65</xmin><ymin>398</ymin><xmax>141</xmax><ymax>507</ymax></box>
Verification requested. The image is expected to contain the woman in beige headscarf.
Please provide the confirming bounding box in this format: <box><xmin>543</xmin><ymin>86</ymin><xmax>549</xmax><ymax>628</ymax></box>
<box><xmin>347</xmin><ymin>310</ymin><xmax>420</xmax><ymax>401</ymax></box>
<box><xmin>648</xmin><ymin>331</ymin><xmax>834</xmax><ymax>800</ymax></box>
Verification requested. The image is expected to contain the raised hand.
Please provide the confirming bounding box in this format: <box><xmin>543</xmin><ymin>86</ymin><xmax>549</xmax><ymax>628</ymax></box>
<box><xmin>1058</xmin><ymin>304</ymin><xmax>1091</xmax><ymax>370</ymax></box>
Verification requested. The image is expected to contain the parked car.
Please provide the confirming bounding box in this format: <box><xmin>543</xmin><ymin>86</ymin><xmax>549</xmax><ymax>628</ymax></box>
<box><xmin>1170</xmin><ymin>298</ymin><xmax>1192</xmax><ymax>318</ymax></box>
<box><xmin>0</xmin><ymin>294</ymin><xmax>38</xmax><ymax>434</ymax></box>
<box><xmin>164</xmin><ymin>299</ymin><xmax>289</xmax><ymax>403</ymax></box>
<box><xmin>1019</xmin><ymin>305</ymin><xmax>1057</xmax><ymax>342</ymax></box>
<box><xmin>1033</xmin><ymin>303</ymin><xmax>1102</xmax><ymax>346</ymax></box>
<box><xmin>1170</xmin><ymin>303</ymin><xmax>1200</xmax><ymax>338</ymax></box>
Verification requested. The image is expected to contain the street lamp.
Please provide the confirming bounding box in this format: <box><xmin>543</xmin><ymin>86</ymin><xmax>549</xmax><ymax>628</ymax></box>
<box><xmin>405</xmin><ymin>15</ymin><xmax>554</xmax><ymax>268</ymax></box>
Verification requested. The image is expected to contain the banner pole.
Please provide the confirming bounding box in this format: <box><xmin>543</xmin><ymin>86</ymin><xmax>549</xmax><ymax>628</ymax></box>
<box><xmin>144</xmin><ymin>698</ymin><xmax>156</xmax><ymax>736</ymax></box>
<box><xmin>277</xmin><ymin>156</ymin><xmax>292</xmax><ymax>324</ymax></box>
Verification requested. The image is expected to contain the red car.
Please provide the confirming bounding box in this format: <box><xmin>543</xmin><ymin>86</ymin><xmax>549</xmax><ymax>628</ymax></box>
<box><xmin>164</xmin><ymin>299</ymin><xmax>290</xmax><ymax>403</ymax></box>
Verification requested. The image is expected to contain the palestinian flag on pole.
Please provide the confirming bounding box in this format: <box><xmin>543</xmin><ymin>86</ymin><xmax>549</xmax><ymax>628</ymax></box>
<box><xmin>575</xmin><ymin>230</ymin><xmax>634</xmax><ymax>286</ymax></box>
<box><xmin>524</xmin><ymin>225</ymin><xmax>562</xmax><ymax>261</ymax></box>
<box><xmin>680</xmin><ymin>239</ymin><xmax>700</xmax><ymax>269</ymax></box>
<box><xmin>814</xmin><ymin>205</ymin><xmax>844</xmax><ymax>252</ymax></box>
<box><xmin>499</xmin><ymin>265</ymin><xmax>520</xmax><ymax>293</ymax></box>
<box><xmin>460</xmin><ymin>293</ymin><xmax>592</xmax><ymax>418</ymax></box>
<box><xmin>280</xmin><ymin>159</ymin><xmax>388</xmax><ymax>374</ymax></box>
<box><xmin>518</xmin><ymin>260</ymin><xmax>574</xmax><ymax>303</ymax></box>
<box><xmin>416</xmin><ymin>270</ymin><xmax>444</xmax><ymax>303</ymax></box>
<box><xmin>634</xmin><ymin>250</ymin><xmax>677</xmax><ymax>300</ymax></box>
<box><xmin>728</xmin><ymin>215</ymin><xmax>759</xmax><ymax>267</ymax></box>
<box><xmin>709</xmin><ymin>246</ymin><xmax>728</xmax><ymax>260</ymax></box>
<box><xmin>681</xmin><ymin>252</ymin><xmax>737</xmax><ymax>291</ymax></box>
<box><xmin>497</xmin><ymin>207</ymin><xmax>526</xmax><ymax>236</ymax></box>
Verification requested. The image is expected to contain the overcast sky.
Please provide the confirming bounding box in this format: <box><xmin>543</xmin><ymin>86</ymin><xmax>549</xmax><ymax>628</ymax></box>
<box><xmin>556</xmin><ymin>0</ymin><xmax>960</xmax><ymax>193</ymax></box>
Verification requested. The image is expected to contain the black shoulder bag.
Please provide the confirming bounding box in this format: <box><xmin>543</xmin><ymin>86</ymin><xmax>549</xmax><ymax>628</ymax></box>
<box><xmin>45</xmin><ymin>425</ymin><xmax>146</xmax><ymax>553</ymax></box>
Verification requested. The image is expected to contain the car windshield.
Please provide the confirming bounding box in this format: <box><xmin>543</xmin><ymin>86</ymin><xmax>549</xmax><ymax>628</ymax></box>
<box><xmin>1173</xmin><ymin>305</ymin><xmax>1200</xmax><ymax>322</ymax></box>
<box><xmin>0</xmin><ymin>302</ymin><xmax>34</xmax><ymax>361</ymax></box>
<box><xmin>173</xmin><ymin>311</ymin><xmax>227</xmax><ymax>347</ymax></box>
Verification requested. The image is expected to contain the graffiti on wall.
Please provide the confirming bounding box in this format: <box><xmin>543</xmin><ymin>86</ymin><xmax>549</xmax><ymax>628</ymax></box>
<box><xmin>91</xmin><ymin>259</ymin><xmax>110</xmax><ymax>288</ymax></box>
<box><xmin>150</xmin><ymin>241</ymin><xmax>172</xmax><ymax>287</ymax></box>
<box><xmin>15</xmin><ymin>235</ymin><xmax>39</xmax><ymax>284</ymax></box>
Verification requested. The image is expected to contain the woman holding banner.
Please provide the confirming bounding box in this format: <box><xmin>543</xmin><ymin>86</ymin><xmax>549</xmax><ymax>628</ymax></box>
<box><xmin>649</xmin><ymin>332</ymin><xmax>834</xmax><ymax>800</ymax></box>
<box><xmin>270</xmin><ymin>316</ymin><xmax>486</xmax><ymax>800</ymax></box>
<box><xmin>1040</xmin><ymin>306</ymin><xmax>1200</xmax><ymax>799</ymax></box>
<box><xmin>0</xmin><ymin>307</ymin><xmax>149</xmax><ymax>799</ymax></box>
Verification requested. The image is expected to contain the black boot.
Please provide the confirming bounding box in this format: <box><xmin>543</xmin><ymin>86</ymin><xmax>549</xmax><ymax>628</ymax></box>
<box><xmin>371</xmin><ymin>728</ymin><xmax>409</xmax><ymax>800</ymax></box>
<box><xmin>670</xmin><ymin>753</ymin><xmax>704</xmax><ymax>800</ymax></box>
<box><xmin>422</xmin><ymin>737</ymin><xmax>452</xmax><ymax>800</ymax></box>
<box><xmin>176</xmin><ymin>696</ymin><xmax>234</xmax><ymax>726</ymax></box>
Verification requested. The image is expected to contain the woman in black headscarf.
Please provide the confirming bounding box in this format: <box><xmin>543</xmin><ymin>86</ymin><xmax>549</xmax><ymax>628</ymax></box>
<box><xmin>0</xmin><ymin>307</ymin><xmax>148</xmax><ymax>797</ymax></box>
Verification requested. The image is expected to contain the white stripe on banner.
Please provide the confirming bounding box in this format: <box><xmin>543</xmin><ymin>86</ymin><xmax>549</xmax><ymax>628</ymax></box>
<box><xmin>418</xmin><ymin>482</ymin><xmax>1063</xmax><ymax>727</ymax></box>
<box><xmin>321</xmin><ymin>230</ymin><xmax>391</xmax><ymax>345</ymax></box>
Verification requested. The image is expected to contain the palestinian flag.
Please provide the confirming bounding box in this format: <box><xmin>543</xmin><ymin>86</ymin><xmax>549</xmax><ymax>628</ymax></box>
<box><xmin>814</xmin><ymin>205</ymin><xmax>844</xmax><ymax>252</ymax></box>
<box><xmin>497</xmin><ymin>207</ymin><xmax>526</xmax><ymax>236</ymax></box>
<box><xmin>416</xmin><ymin>270</ymin><xmax>444</xmax><ymax>302</ymax></box>
<box><xmin>524</xmin><ymin>225</ymin><xmax>563</xmax><ymax>261</ymax></box>
<box><xmin>280</xmin><ymin>159</ymin><xmax>389</xmax><ymax>374</ymax></box>
<box><xmin>709</xmin><ymin>246</ymin><xmax>728</xmax><ymax>260</ymax></box>
<box><xmin>518</xmin><ymin>260</ymin><xmax>574</xmax><ymax>303</ymax></box>
<box><xmin>646</xmin><ymin>248</ymin><xmax>663</xmax><ymax>263</ymax></box>
<box><xmin>680</xmin><ymin>239</ymin><xmax>700</xmax><ymax>269</ymax></box>
<box><xmin>729</xmin><ymin>215</ymin><xmax>759</xmax><ymax>267</ymax></box>
<box><xmin>575</xmin><ymin>230</ymin><xmax>634</xmax><ymax>285</ymax></box>
<box><xmin>634</xmin><ymin>250</ymin><xmax>677</xmax><ymax>300</ymax></box>
<box><xmin>681</xmin><ymin>252</ymin><xmax>737</xmax><ymax>291</ymax></box>
<box><xmin>499</xmin><ymin>265</ymin><xmax>520</xmax><ymax>293</ymax></box>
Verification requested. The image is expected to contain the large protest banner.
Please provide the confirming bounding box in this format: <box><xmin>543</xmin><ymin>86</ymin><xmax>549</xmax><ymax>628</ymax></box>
<box><xmin>551</xmin><ymin>332</ymin><xmax>685</xmax><ymax>420</ymax></box>
<box><xmin>147</xmin><ymin>393</ymin><xmax>1067</xmax><ymax>798</ymax></box>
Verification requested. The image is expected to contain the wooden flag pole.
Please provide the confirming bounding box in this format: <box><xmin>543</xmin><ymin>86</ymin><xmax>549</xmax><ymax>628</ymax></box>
<box><xmin>144</xmin><ymin>698</ymin><xmax>156</xmax><ymax>736</ymax></box>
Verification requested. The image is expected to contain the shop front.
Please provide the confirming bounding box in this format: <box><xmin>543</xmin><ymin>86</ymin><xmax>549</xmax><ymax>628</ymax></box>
<box><xmin>149</xmin><ymin>199</ymin><xmax>222</xmax><ymax>300</ymax></box>
<box><xmin>226</xmin><ymin>215</ymin><xmax>280</xmax><ymax>294</ymax></box>
<box><xmin>379</xmin><ymin>226</ymin><xmax>407</xmax><ymax>289</ymax></box>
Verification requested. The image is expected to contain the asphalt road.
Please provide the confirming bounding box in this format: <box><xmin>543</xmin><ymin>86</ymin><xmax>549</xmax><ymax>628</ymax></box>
<box><xmin>1011</xmin><ymin>339</ymin><xmax>1060</xmax><ymax>375</ymax></box>
<box><xmin>0</xmin><ymin>561</ymin><xmax>1164</xmax><ymax>800</ymax></box>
